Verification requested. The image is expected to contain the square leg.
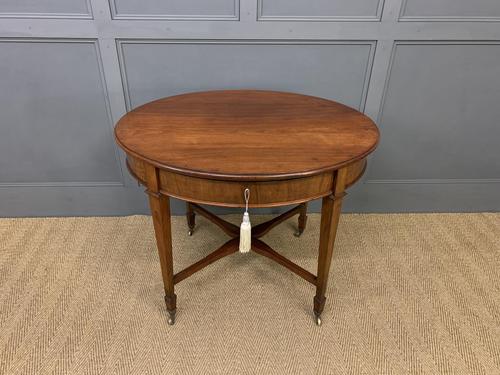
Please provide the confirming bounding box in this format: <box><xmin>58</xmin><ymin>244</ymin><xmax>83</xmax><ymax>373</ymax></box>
<box><xmin>186</xmin><ymin>202</ymin><xmax>195</xmax><ymax>236</ymax></box>
<box><xmin>313</xmin><ymin>169</ymin><xmax>347</xmax><ymax>326</ymax></box>
<box><xmin>145</xmin><ymin>165</ymin><xmax>177</xmax><ymax>325</ymax></box>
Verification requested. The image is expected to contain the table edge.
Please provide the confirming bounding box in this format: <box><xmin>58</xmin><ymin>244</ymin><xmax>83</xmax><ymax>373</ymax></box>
<box><xmin>116</xmin><ymin>130</ymin><xmax>378</xmax><ymax>181</ymax></box>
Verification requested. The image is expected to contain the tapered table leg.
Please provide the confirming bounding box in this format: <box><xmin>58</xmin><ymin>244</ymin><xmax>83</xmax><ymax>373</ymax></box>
<box><xmin>314</xmin><ymin>169</ymin><xmax>347</xmax><ymax>326</ymax></box>
<box><xmin>295</xmin><ymin>202</ymin><xmax>308</xmax><ymax>237</ymax></box>
<box><xmin>145</xmin><ymin>165</ymin><xmax>177</xmax><ymax>325</ymax></box>
<box><xmin>186</xmin><ymin>202</ymin><xmax>195</xmax><ymax>236</ymax></box>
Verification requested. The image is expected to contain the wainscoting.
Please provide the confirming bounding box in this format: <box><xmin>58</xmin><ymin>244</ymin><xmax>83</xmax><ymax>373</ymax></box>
<box><xmin>0</xmin><ymin>0</ymin><xmax>499</xmax><ymax>215</ymax></box>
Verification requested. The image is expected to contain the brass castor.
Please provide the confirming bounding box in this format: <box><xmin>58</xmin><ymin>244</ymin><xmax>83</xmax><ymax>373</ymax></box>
<box><xmin>314</xmin><ymin>314</ymin><xmax>322</xmax><ymax>326</ymax></box>
<box><xmin>188</xmin><ymin>229</ymin><xmax>193</xmax><ymax>236</ymax></box>
<box><xmin>294</xmin><ymin>230</ymin><xmax>303</xmax><ymax>237</ymax></box>
<box><xmin>167</xmin><ymin>310</ymin><xmax>176</xmax><ymax>325</ymax></box>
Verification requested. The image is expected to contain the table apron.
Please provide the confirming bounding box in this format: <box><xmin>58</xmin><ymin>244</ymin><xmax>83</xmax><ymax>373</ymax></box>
<box><xmin>126</xmin><ymin>155</ymin><xmax>366</xmax><ymax>207</ymax></box>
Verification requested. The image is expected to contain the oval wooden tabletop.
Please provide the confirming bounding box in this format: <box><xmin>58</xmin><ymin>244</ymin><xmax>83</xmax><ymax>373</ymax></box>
<box><xmin>115</xmin><ymin>90</ymin><xmax>379</xmax><ymax>181</ymax></box>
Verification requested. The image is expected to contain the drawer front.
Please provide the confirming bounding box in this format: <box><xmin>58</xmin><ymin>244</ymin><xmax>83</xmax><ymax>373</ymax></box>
<box><xmin>159</xmin><ymin>170</ymin><xmax>334</xmax><ymax>208</ymax></box>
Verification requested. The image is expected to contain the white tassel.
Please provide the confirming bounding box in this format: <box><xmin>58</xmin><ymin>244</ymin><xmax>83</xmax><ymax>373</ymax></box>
<box><xmin>239</xmin><ymin>188</ymin><xmax>251</xmax><ymax>253</ymax></box>
<box><xmin>239</xmin><ymin>212</ymin><xmax>251</xmax><ymax>253</ymax></box>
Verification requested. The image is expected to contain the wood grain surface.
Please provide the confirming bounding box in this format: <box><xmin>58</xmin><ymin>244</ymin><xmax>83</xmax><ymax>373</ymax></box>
<box><xmin>115</xmin><ymin>90</ymin><xmax>379</xmax><ymax>181</ymax></box>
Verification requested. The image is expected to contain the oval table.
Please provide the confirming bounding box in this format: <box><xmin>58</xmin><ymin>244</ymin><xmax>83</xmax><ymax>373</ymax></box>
<box><xmin>115</xmin><ymin>90</ymin><xmax>379</xmax><ymax>326</ymax></box>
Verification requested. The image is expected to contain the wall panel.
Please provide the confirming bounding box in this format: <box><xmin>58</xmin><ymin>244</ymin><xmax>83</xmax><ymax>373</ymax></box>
<box><xmin>258</xmin><ymin>0</ymin><xmax>384</xmax><ymax>21</ymax></box>
<box><xmin>0</xmin><ymin>39</ymin><xmax>122</xmax><ymax>187</ymax></box>
<box><xmin>118</xmin><ymin>40</ymin><xmax>375</xmax><ymax>111</ymax></box>
<box><xmin>0</xmin><ymin>0</ymin><xmax>92</xmax><ymax>19</ymax></box>
<box><xmin>400</xmin><ymin>0</ymin><xmax>500</xmax><ymax>21</ymax></box>
<box><xmin>369</xmin><ymin>42</ymin><xmax>500</xmax><ymax>182</ymax></box>
<box><xmin>110</xmin><ymin>0</ymin><xmax>238</xmax><ymax>20</ymax></box>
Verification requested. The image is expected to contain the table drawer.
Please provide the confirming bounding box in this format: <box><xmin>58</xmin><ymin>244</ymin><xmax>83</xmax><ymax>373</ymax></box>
<box><xmin>160</xmin><ymin>170</ymin><xmax>333</xmax><ymax>207</ymax></box>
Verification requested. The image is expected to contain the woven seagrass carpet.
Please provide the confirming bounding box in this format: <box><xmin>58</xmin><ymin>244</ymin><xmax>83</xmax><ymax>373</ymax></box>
<box><xmin>0</xmin><ymin>213</ymin><xmax>499</xmax><ymax>374</ymax></box>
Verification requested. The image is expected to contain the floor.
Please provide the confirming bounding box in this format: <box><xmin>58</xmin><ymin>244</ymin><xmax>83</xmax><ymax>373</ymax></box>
<box><xmin>0</xmin><ymin>213</ymin><xmax>499</xmax><ymax>374</ymax></box>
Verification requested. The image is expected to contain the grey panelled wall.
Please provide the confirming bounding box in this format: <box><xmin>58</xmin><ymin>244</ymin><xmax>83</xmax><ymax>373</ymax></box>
<box><xmin>0</xmin><ymin>0</ymin><xmax>499</xmax><ymax>216</ymax></box>
<box><xmin>258</xmin><ymin>0</ymin><xmax>384</xmax><ymax>21</ymax></box>
<box><xmin>0</xmin><ymin>40</ymin><xmax>121</xmax><ymax>185</ymax></box>
<box><xmin>110</xmin><ymin>0</ymin><xmax>238</xmax><ymax>20</ymax></box>
<box><xmin>118</xmin><ymin>41</ymin><xmax>374</xmax><ymax>110</ymax></box>
<box><xmin>399</xmin><ymin>0</ymin><xmax>500</xmax><ymax>21</ymax></box>
<box><xmin>0</xmin><ymin>0</ymin><xmax>92</xmax><ymax>19</ymax></box>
